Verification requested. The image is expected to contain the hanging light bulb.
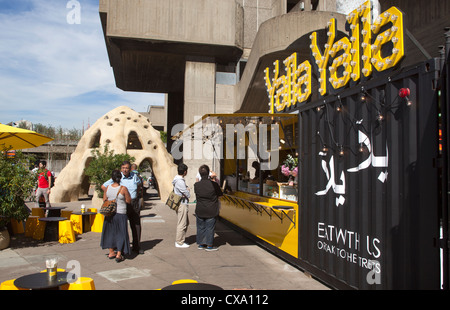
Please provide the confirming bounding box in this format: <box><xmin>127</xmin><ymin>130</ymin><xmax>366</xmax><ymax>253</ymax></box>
<box><xmin>360</xmin><ymin>87</ymin><xmax>367</xmax><ymax>103</ymax></box>
<box><xmin>360</xmin><ymin>93</ymin><xmax>367</xmax><ymax>102</ymax></box>
<box><xmin>377</xmin><ymin>112</ymin><xmax>384</xmax><ymax>121</ymax></box>
<box><xmin>339</xmin><ymin>145</ymin><xmax>344</xmax><ymax>156</ymax></box>
<box><xmin>359</xmin><ymin>143</ymin><xmax>365</xmax><ymax>153</ymax></box>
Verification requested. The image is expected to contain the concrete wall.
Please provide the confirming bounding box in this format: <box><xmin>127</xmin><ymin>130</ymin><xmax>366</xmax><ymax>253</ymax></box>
<box><xmin>215</xmin><ymin>84</ymin><xmax>236</xmax><ymax>115</ymax></box>
<box><xmin>236</xmin><ymin>0</ymin><xmax>287</xmax><ymax>49</ymax></box>
<box><xmin>100</xmin><ymin>0</ymin><xmax>243</xmax><ymax>48</ymax></box>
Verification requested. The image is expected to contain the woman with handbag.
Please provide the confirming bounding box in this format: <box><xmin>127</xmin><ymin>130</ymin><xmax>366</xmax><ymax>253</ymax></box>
<box><xmin>100</xmin><ymin>170</ymin><xmax>132</xmax><ymax>262</ymax></box>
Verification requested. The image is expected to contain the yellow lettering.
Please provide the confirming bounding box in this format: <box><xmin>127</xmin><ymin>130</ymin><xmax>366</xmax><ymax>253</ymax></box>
<box><xmin>371</xmin><ymin>6</ymin><xmax>404</xmax><ymax>71</ymax></box>
<box><xmin>310</xmin><ymin>18</ymin><xmax>336</xmax><ymax>96</ymax></box>
<box><xmin>329</xmin><ymin>37</ymin><xmax>352</xmax><ymax>90</ymax></box>
<box><xmin>264</xmin><ymin>2</ymin><xmax>405</xmax><ymax>113</ymax></box>
<box><xmin>265</xmin><ymin>54</ymin><xmax>312</xmax><ymax>112</ymax></box>
<box><xmin>347</xmin><ymin>8</ymin><xmax>361</xmax><ymax>81</ymax></box>
<box><xmin>282</xmin><ymin>53</ymin><xmax>296</xmax><ymax>110</ymax></box>
<box><xmin>264</xmin><ymin>60</ymin><xmax>280</xmax><ymax>114</ymax></box>
<box><xmin>294</xmin><ymin>60</ymin><xmax>312</xmax><ymax>104</ymax></box>
<box><xmin>275</xmin><ymin>72</ymin><xmax>287</xmax><ymax>112</ymax></box>
<box><xmin>360</xmin><ymin>2</ymin><xmax>373</xmax><ymax>77</ymax></box>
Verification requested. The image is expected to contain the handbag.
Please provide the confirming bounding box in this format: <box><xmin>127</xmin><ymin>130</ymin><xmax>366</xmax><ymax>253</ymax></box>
<box><xmin>165</xmin><ymin>190</ymin><xmax>182</xmax><ymax>212</ymax></box>
<box><xmin>100</xmin><ymin>186</ymin><xmax>122</xmax><ymax>216</ymax></box>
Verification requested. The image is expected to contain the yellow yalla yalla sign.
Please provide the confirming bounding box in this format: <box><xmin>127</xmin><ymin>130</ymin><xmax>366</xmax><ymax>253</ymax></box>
<box><xmin>265</xmin><ymin>0</ymin><xmax>405</xmax><ymax>113</ymax></box>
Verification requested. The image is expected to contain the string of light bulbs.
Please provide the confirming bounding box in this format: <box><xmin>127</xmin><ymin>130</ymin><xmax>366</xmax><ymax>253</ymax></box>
<box><xmin>315</xmin><ymin>85</ymin><xmax>413</xmax><ymax>157</ymax></box>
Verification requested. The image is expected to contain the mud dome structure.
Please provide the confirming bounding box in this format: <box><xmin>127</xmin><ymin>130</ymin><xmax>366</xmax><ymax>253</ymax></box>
<box><xmin>50</xmin><ymin>106</ymin><xmax>177</xmax><ymax>206</ymax></box>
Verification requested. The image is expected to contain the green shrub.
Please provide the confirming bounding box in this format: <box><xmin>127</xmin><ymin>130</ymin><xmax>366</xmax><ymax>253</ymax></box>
<box><xmin>0</xmin><ymin>150</ymin><xmax>36</xmax><ymax>228</ymax></box>
<box><xmin>84</xmin><ymin>144</ymin><xmax>135</xmax><ymax>198</ymax></box>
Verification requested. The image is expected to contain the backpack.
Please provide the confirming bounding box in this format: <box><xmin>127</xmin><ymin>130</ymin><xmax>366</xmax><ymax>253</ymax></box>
<box><xmin>41</xmin><ymin>169</ymin><xmax>55</xmax><ymax>188</ymax></box>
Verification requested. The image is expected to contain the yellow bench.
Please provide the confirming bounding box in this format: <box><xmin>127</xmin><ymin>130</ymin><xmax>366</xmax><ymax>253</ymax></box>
<box><xmin>32</xmin><ymin>219</ymin><xmax>46</xmax><ymax>240</ymax></box>
<box><xmin>10</xmin><ymin>219</ymin><xmax>24</xmax><ymax>234</ymax></box>
<box><xmin>40</xmin><ymin>268</ymin><xmax>66</xmax><ymax>273</ymax></box>
<box><xmin>90</xmin><ymin>213</ymin><xmax>104</xmax><ymax>233</ymax></box>
<box><xmin>70</xmin><ymin>214</ymin><xmax>83</xmax><ymax>235</ymax></box>
<box><xmin>172</xmin><ymin>279</ymin><xmax>198</xmax><ymax>285</ymax></box>
<box><xmin>62</xmin><ymin>277</ymin><xmax>95</xmax><ymax>290</ymax></box>
<box><xmin>61</xmin><ymin>210</ymin><xmax>73</xmax><ymax>220</ymax></box>
<box><xmin>31</xmin><ymin>207</ymin><xmax>45</xmax><ymax>218</ymax></box>
<box><xmin>59</xmin><ymin>220</ymin><xmax>76</xmax><ymax>244</ymax></box>
<box><xmin>25</xmin><ymin>216</ymin><xmax>39</xmax><ymax>237</ymax></box>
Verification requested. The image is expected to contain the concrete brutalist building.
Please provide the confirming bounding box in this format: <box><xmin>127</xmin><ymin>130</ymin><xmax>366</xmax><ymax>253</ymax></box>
<box><xmin>99</xmin><ymin>0</ymin><xmax>450</xmax><ymax>188</ymax></box>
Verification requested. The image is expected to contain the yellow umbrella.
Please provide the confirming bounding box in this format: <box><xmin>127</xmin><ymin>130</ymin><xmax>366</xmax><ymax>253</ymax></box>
<box><xmin>0</xmin><ymin>123</ymin><xmax>53</xmax><ymax>150</ymax></box>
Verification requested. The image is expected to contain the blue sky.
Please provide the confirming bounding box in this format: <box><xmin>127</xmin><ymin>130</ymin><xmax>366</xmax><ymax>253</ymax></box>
<box><xmin>0</xmin><ymin>0</ymin><xmax>165</xmax><ymax>130</ymax></box>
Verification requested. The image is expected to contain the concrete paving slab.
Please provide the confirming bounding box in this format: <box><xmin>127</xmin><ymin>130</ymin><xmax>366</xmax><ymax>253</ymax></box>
<box><xmin>97</xmin><ymin>267</ymin><xmax>151</xmax><ymax>283</ymax></box>
<box><xmin>0</xmin><ymin>249</ymin><xmax>29</xmax><ymax>268</ymax></box>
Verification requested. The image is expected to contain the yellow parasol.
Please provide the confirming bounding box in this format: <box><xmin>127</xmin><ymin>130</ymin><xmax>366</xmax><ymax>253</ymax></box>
<box><xmin>0</xmin><ymin>123</ymin><xmax>53</xmax><ymax>150</ymax></box>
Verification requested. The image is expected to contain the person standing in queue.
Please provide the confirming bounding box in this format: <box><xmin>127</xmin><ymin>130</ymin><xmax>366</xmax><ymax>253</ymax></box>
<box><xmin>194</xmin><ymin>164</ymin><xmax>223</xmax><ymax>251</ymax></box>
<box><xmin>102</xmin><ymin>161</ymin><xmax>144</xmax><ymax>254</ymax></box>
<box><xmin>173</xmin><ymin>163</ymin><xmax>190</xmax><ymax>248</ymax></box>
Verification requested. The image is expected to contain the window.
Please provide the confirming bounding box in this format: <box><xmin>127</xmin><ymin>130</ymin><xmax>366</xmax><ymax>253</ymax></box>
<box><xmin>127</xmin><ymin>131</ymin><xmax>143</xmax><ymax>149</ymax></box>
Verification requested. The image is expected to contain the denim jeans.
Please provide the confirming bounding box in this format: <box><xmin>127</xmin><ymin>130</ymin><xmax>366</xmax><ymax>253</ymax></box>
<box><xmin>196</xmin><ymin>216</ymin><xmax>216</xmax><ymax>246</ymax></box>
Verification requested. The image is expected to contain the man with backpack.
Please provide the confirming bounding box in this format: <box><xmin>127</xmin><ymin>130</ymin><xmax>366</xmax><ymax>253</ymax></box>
<box><xmin>35</xmin><ymin>160</ymin><xmax>52</xmax><ymax>208</ymax></box>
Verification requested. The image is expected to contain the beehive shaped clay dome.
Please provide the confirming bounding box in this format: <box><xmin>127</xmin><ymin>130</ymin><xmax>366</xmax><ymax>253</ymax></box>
<box><xmin>50</xmin><ymin>105</ymin><xmax>177</xmax><ymax>206</ymax></box>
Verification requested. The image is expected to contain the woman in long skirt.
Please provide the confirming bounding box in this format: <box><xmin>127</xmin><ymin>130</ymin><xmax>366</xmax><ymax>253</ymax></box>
<box><xmin>100</xmin><ymin>170</ymin><xmax>131</xmax><ymax>262</ymax></box>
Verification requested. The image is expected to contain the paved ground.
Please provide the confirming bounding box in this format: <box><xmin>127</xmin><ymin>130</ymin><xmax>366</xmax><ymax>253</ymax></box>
<box><xmin>0</xmin><ymin>189</ymin><xmax>329</xmax><ymax>291</ymax></box>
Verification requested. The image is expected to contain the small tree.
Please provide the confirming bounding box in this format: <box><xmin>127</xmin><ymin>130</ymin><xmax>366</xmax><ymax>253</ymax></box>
<box><xmin>0</xmin><ymin>150</ymin><xmax>36</xmax><ymax>228</ymax></box>
<box><xmin>84</xmin><ymin>144</ymin><xmax>135</xmax><ymax>198</ymax></box>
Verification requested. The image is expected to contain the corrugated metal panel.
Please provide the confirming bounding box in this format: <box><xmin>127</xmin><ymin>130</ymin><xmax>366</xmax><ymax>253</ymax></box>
<box><xmin>295</xmin><ymin>59</ymin><xmax>441</xmax><ymax>289</ymax></box>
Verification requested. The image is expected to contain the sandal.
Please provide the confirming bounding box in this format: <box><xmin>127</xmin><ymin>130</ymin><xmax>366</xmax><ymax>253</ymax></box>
<box><xmin>115</xmin><ymin>255</ymin><xmax>125</xmax><ymax>263</ymax></box>
<box><xmin>107</xmin><ymin>253</ymin><xmax>117</xmax><ymax>259</ymax></box>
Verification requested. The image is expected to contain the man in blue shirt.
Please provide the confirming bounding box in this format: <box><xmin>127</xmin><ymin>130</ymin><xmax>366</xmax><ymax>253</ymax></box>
<box><xmin>102</xmin><ymin>161</ymin><xmax>143</xmax><ymax>254</ymax></box>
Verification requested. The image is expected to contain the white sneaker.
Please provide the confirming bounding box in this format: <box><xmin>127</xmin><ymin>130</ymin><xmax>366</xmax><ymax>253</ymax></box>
<box><xmin>175</xmin><ymin>242</ymin><xmax>190</xmax><ymax>248</ymax></box>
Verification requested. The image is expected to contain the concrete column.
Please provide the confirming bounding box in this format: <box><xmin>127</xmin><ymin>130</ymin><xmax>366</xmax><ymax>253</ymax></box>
<box><xmin>184</xmin><ymin>61</ymin><xmax>216</xmax><ymax>126</ymax></box>
<box><xmin>183</xmin><ymin>60</ymin><xmax>218</xmax><ymax>195</ymax></box>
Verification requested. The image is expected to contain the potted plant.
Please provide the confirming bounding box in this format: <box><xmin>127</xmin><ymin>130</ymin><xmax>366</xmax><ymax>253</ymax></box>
<box><xmin>0</xmin><ymin>150</ymin><xmax>36</xmax><ymax>250</ymax></box>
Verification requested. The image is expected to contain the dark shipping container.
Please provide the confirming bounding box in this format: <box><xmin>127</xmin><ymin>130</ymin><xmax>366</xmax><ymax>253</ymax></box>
<box><xmin>296</xmin><ymin>59</ymin><xmax>441</xmax><ymax>289</ymax></box>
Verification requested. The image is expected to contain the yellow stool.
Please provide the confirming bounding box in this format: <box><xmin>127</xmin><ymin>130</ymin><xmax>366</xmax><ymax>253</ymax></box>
<box><xmin>59</xmin><ymin>220</ymin><xmax>76</xmax><ymax>244</ymax></box>
<box><xmin>40</xmin><ymin>268</ymin><xmax>66</xmax><ymax>273</ymax></box>
<box><xmin>90</xmin><ymin>213</ymin><xmax>104</xmax><ymax>233</ymax></box>
<box><xmin>25</xmin><ymin>216</ymin><xmax>39</xmax><ymax>237</ymax></box>
<box><xmin>0</xmin><ymin>279</ymin><xmax>27</xmax><ymax>290</ymax></box>
<box><xmin>32</xmin><ymin>219</ymin><xmax>46</xmax><ymax>240</ymax></box>
<box><xmin>88</xmin><ymin>208</ymin><xmax>97</xmax><ymax>226</ymax></box>
<box><xmin>10</xmin><ymin>219</ymin><xmax>24</xmax><ymax>234</ymax></box>
<box><xmin>31</xmin><ymin>207</ymin><xmax>45</xmax><ymax>218</ymax></box>
<box><xmin>65</xmin><ymin>277</ymin><xmax>95</xmax><ymax>290</ymax></box>
<box><xmin>172</xmin><ymin>279</ymin><xmax>199</xmax><ymax>285</ymax></box>
<box><xmin>61</xmin><ymin>210</ymin><xmax>72</xmax><ymax>220</ymax></box>
<box><xmin>70</xmin><ymin>214</ymin><xmax>83</xmax><ymax>235</ymax></box>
